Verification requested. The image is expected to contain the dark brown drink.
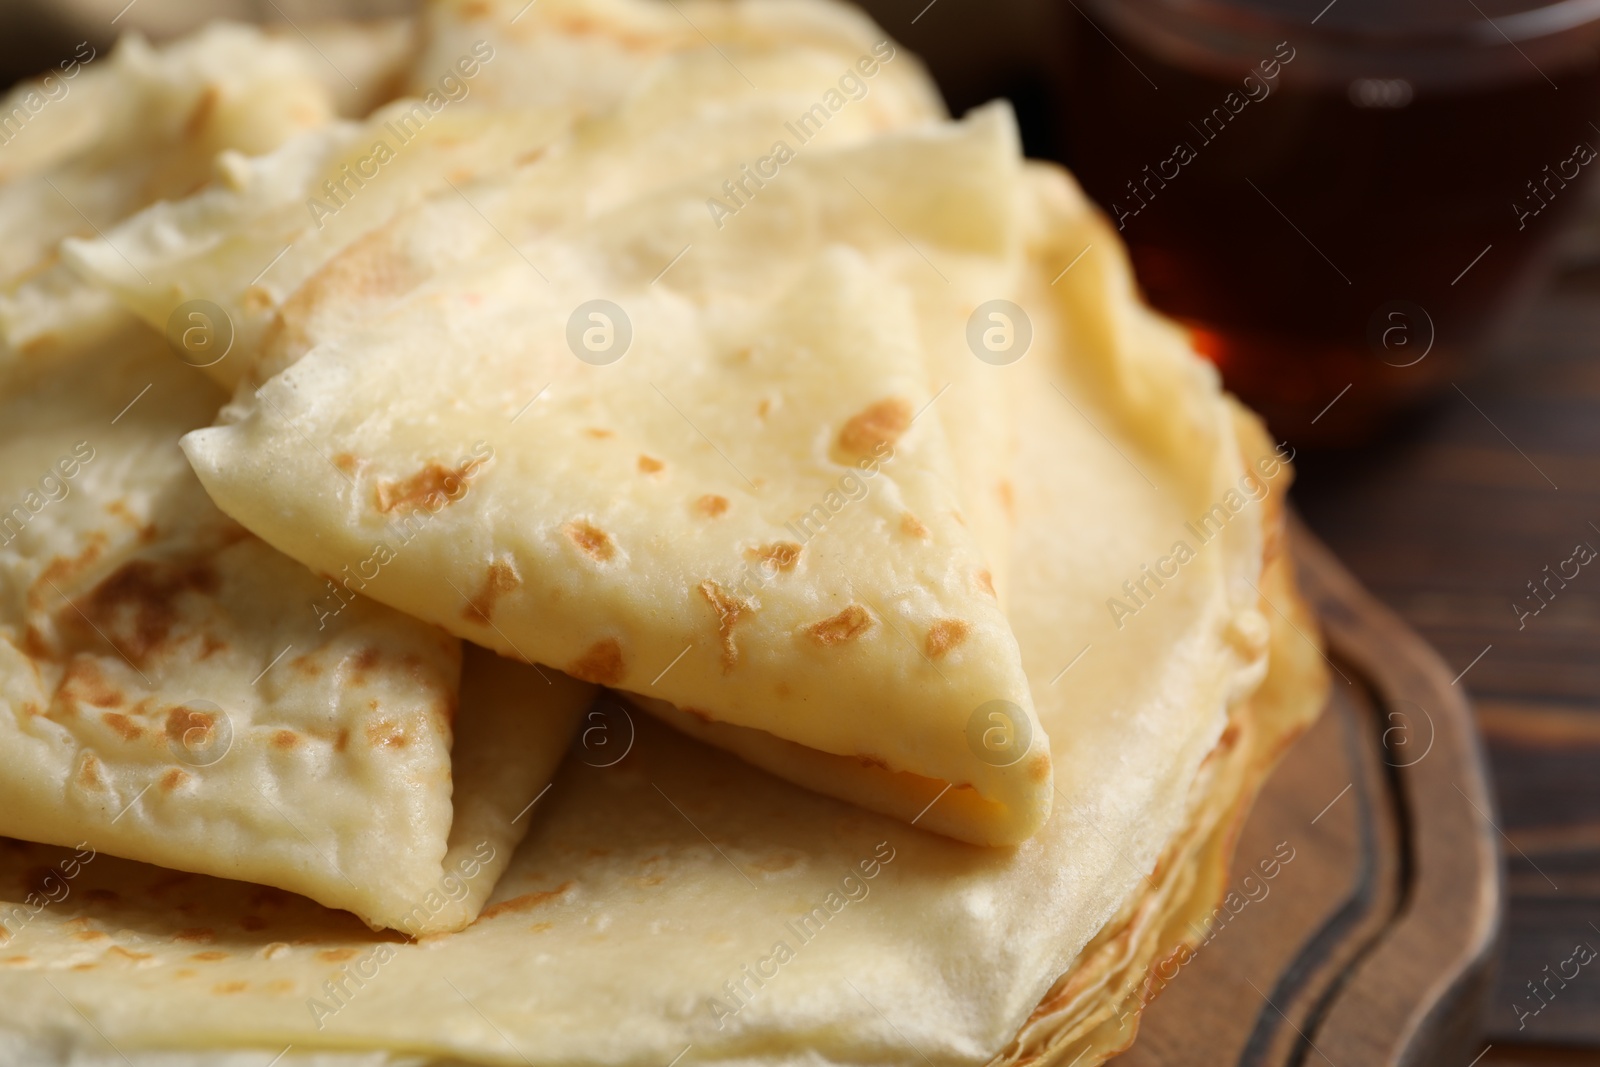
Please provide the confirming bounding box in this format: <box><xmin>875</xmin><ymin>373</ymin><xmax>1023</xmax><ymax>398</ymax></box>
<box><xmin>1062</xmin><ymin>0</ymin><xmax>1600</xmax><ymax>443</ymax></box>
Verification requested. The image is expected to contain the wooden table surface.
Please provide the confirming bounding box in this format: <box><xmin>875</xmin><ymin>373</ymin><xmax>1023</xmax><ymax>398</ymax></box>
<box><xmin>1293</xmin><ymin>262</ymin><xmax>1600</xmax><ymax>1064</ymax></box>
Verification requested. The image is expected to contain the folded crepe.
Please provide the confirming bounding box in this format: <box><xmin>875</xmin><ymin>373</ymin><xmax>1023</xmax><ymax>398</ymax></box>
<box><xmin>0</xmin><ymin>320</ymin><xmax>594</xmax><ymax>935</ymax></box>
<box><xmin>0</xmin><ymin>143</ymin><xmax>1323</xmax><ymax>1067</ymax></box>
<box><xmin>0</xmin><ymin>22</ymin><xmax>346</xmax><ymax>360</ymax></box>
<box><xmin>175</xmin><ymin>104</ymin><xmax>1048</xmax><ymax>847</ymax></box>
<box><xmin>65</xmin><ymin>7</ymin><xmax>942</xmax><ymax>392</ymax></box>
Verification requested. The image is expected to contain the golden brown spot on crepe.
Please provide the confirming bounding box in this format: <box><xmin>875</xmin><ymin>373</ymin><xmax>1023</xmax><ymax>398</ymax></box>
<box><xmin>694</xmin><ymin>494</ymin><xmax>729</xmax><ymax>518</ymax></box>
<box><xmin>271</xmin><ymin>730</ymin><xmax>299</xmax><ymax>751</ymax></box>
<box><xmin>291</xmin><ymin>655</ymin><xmax>322</xmax><ymax>679</ymax></box>
<box><xmin>77</xmin><ymin>754</ymin><xmax>103</xmax><ymax>789</ymax></box>
<box><xmin>2</xmin><ymin>956</ymin><xmax>31</xmax><ymax>966</ymax></box>
<box><xmin>333</xmin><ymin>453</ymin><xmax>362</xmax><ymax>474</ymax></box>
<box><xmin>106</xmin><ymin>500</ymin><xmax>157</xmax><ymax>542</ymax></box>
<box><xmin>190</xmin><ymin>951</ymin><xmax>227</xmax><ymax>962</ymax></box>
<box><xmin>997</xmin><ymin>479</ymin><xmax>1016</xmax><ymax>521</ymax></box>
<box><xmin>174</xmin><ymin>968</ymin><xmax>197</xmax><ymax>979</ymax></box>
<box><xmin>745</xmin><ymin>542</ymin><xmax>801</xmax><ymax>573</ymax></box>
<box><xmin>350</xmin><ymin>646</ymin><xmax>383</xmax><ymax>684</ymax></box>
<box><xmin>757</xmin><ymin>398</ymin><xmax>771</xmax><ymax>418</ymax></box>
<box><xmin>84</xmin><ymin>559</ymin><xmax>220</xmax><ymax>662</ymax></box>
<box><xmin>461</xmin><ymin>0</ymin><xmax>491</xmax><ymax>15</ymax></box>
<box><xmin>266</xmin><ymin>979</ymin><xmax>296</xmax><ymax>994</ymax></box>
<box><xmin>264</xmin><ymin>229</ymin><xmax>431</xmax><ymax>369</ymax></box>
<box><xmin>562</xmin><ymin>520</ymin><xmax>616</xmax><ymax>563</ymax></box>
<box><xmin>110</xmin><ymin>946</ymin><xmax>151</xmax><ymax>962</ymax></box>
<box><xmin>241</xmin><ymin>285</ymin><xmax>272</xmax><ymax>315</ymax></box>
<box><xmin>365</xmin><ymin>719</ymin><xmax>410</xmax><ymax>749</ymax></box>
<box><xmin>72</xmin><ymin>930</ymin><xmax>106</xmax><ymax>942</ymax></box>
<box><xmin>160</xmin><ymin>768</ymin><xmax>189</xmax><ymax>793</ymax></box>
<box><xmin>29</xmin><ymin>535</ymin><xmax>107</xmax><ymax>612</ymax></box>
<box><xmin>71</xmin><ymin>962</ymin><xmax>97</xmax><ymax>971</ymax></box>
<box><xmin>951</xmin><ymin>509</ymin><xmax>966</xmax><ymax>527</ymax></box>
<box><xmin>806</xmin><ymin>605</ymin><xmax>873</xmax><ymax>646</ymax></box>
<box><xmin>528</xmin><ymin>921</ymin><xmax>554</xmax><ymax>933</ymax></box>
<box><xmin>585</xmin><ymin>428</ymin><xmax>614</xmax><ymax>439</ymax></box>
<box><xmin>1028</xmin><ymin>751</ymin><xmax>1052</xmax><ymax>783</ymax></box>
<box><xmin>637</xmin><ymin>455</ymin><xmax>664</xmax><ymax>473</ymax></box>
<box><xmin>60</xmin><ymin>659</ymin><xmax>123</xmax><ymax>710</ymax></box>
<box><xmin>199</xmin><ymin>634</ymin><xmax>225</xmax><ymax>659</ymax></box>
<box><xmin>699</xmin><ymin>580</ymin><xmax>752</xmax><ymax>672</ymax></box>
<box><xmin>214</xmin><ymin>981</ymin><xmax>249</xmax><ymax>995</ymax></box>
<box><xmin>479</xmin><ymin>882</ymin><xmax>574</xmax><ymax>921</ymax></box>
<box><xmin>900</xmin><ymin>512</ymin><xmax>929</xmax><ymax>539</ymax></box>
<box><xmin>976</xmin><ymin>569</ymin><xmax>996</xmax><ymax>598</ymax></box>
<box><xmin>174</xmin><ymin>928</ymin><xmax>215</xmax><ymax>943</ymax></box>
<box><xmin>514</xmin><ymin>145</ymin><xmax>547</xmax><ymax>167</ymax></box>
<box><xmin>837</xmin><ymin>398</ymin><xmax>912</xmax><ymax>458</ymax></box>
<box><xmin>924</xmin><ymin>619</ymin><xmax>970</xmax><ymax>659</ymax></box>
<box><xmin>559</xmin><ymin>639</ymin><xmax>622</xmax><ymax>688</ymax></box>
<box><xmin>464</xmin><ymin>558</ymin><xmax>521</xmax><ymax>624</ymax></box>
<box><xmin>101</xmin><ymin>712</ymin><xmax>142</xmax><ymax>741</ymax></box>
<box><xmin>20</xmin><ymin>626</ymin><xmax>50</xmax><ymax>660</ymax></box>
<box><xmin>318</xmin><ymin>948</ymin><xmax>359</xmax><ymax>962</ymax></box>
<box><xmin>183</xmin><ymin>86</ymin><xmax>219</xmax><ymax>138</ymax></box>
<box><xmin>335</xmin><ymin>729</ymin><xmax>350</xmax><ymax>753</ymax></box>
<box><xmin>374</xmin><ymin>461</ymin><xmax>473</xmax><ymax>514</ymax></box>
<box><xmin>165</xmin><ymin>706</ymin><xmax>216</xmax><ymax>751</ymax></box>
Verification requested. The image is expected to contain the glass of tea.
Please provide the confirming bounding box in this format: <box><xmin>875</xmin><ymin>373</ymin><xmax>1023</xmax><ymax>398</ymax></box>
<box><xmin>1061</xmin><ymin>0</ymin><xmax>1600</xmax><ymax>444</ymax></box>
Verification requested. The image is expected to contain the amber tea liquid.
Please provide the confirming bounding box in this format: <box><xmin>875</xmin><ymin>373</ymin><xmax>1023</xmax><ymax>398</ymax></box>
<box><xmin>1063</xmin><ymin>0</ymin><xmax>1600</xmax><ymax>443</ymax></box>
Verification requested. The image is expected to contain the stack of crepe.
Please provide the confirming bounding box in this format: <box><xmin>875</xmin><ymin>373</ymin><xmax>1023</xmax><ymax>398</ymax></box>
<box><xmin>0</xmin><ymin>1</ymin><xmax>1329</xmax><ymax>1064</ymax></box>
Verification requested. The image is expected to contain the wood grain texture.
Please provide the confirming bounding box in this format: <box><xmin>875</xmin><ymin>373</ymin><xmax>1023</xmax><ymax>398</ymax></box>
<box><xmin>1295</xmin><ymin>267</ymin><xmax>1600</xmax><ymax>1052</ymax></box>
<box><xmin>1118</xmin><ymin>522</ymin><xmax>1501</xmax><ymax>1066</ymax></box>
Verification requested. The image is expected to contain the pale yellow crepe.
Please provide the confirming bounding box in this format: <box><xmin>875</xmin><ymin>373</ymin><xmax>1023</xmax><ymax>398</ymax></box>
<box><xmin>65</xmin><ymin>13</ymin><xmax>942</xmax><ymax>392</ymax></box>
<box><xmin>0</xmin><ymin>145</ymin><xmax>1314</xmax><ymax>1065</ymax></box>
<box><xmin>409</xmin><ymin>0</ymin><xmax>942</xmax><ymax>117</ymax></box>
<box><xmin>0</xmin><ymin>22</ymin><xmax>339</xmax><ymax>361</ymax></box>
<box><xmin>0</xmin><ymin>321</ymin><xmax>593</xmax><ymax>936</ymax></box>
<box><xmin>179</xmin><ymin>105</ymin><xmax>1050</xmax><ymax>847</ymax></box>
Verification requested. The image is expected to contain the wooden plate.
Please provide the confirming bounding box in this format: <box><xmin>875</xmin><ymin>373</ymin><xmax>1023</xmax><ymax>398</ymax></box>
<box><xmin>1116</xmin><ymin>519</ymin><xmax>1503</xmax><ymax>1066</ymax></box>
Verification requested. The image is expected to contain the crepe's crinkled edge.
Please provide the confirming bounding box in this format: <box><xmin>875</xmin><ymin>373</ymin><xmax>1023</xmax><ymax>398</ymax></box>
<box><xmin>0</xmin><ymin>22</ymin><xmax>340</xmax><ymax>362</ymax></box>
<box><xmin>0</xmin><ymin>319</ymin><xmax>593</xmax><ymax>936</ymax></box>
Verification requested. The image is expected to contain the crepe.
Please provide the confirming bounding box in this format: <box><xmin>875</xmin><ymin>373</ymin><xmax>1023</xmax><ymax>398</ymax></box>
<box><xmin>408</xmin><ymin>0</ymin><xmax>943</xmax><ymax>117</ymax></box>
<box><xmin>0</xmin><ymin>320</ymin><xmax>593</xmax><ymax>936</ymax></box>
<box><xmin>0</xmin><ymin>22</ymin><xmax>342</xmax><ymax>362</ymax></box>
<box><xmin>176</xmin><ymin>104</ymin><xmax>1049</xmax><ymax>847</ymax></box>
<box><xmin>0</xmin><ymin>139</ymin><xmax>1319</xmax><ymax>1064</ymax></box>
<box><xmin>65</xmin><ymin>9</ymin><xmax>942</xmax><ymax>392</ymax></box>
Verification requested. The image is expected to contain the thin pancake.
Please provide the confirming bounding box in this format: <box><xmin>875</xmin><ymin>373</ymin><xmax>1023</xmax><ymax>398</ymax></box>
<box><xmin>0</xmin><ymin>23</ymin><xmax>339</xmax><ymax>361</ymax></box>
<box><xmin>0</xmin><ymin>321</ymin><xmax>593</xmax><ymax>935</ymax></box>
<box><xmin>180</xmin><ymin>106</ymin><xmax>1050</xmax><ymax>847</ymax></box>
<box><xmin>0</xmin><ymin>137</ymin><xmax>1292</xmax><ymax>1064</ymax></box>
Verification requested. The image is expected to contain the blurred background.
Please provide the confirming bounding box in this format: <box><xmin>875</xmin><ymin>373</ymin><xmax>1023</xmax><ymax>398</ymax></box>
<box><xmin>5</xmin><ymin>0</ymin><xmax>1599</xmax><ymax>1061</ymax></box>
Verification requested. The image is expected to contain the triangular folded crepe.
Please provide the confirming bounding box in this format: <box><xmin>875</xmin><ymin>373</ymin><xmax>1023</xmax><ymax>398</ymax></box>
<box><xmin>0</xmin><ymin>152</ymin><xmax>1320</xmax><ymax>1067</ymax></box>
<box><xmin>179</xmin><ymin>106</ymin><xmax>1051</xmax><ymax>847</ymax></box>
<box><xmin>0</xmin><ymin>321</ymin><xmax>593</xmax><ymax>934</ymax></box>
